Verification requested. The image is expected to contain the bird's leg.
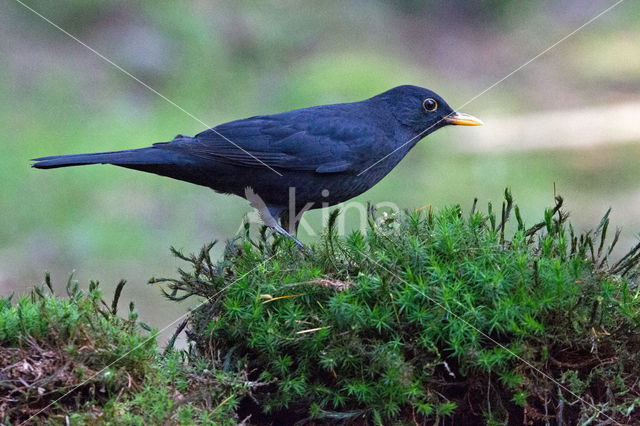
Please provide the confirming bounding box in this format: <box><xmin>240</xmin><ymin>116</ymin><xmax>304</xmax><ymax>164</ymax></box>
<box><xmin>260</xmin><ymin>204</ymin><xmax>312</xmax><ymax>255</ymax></box>
<box><xmin>278</xmin><ymin>206</ymin><xmax>313</xmax><ymax>254</ymax></box>
<box><xmin>272</xmin><ymin>222</ymin><xmax>312</xmax><ymax>253</ymax></box>
<box><xmin>280</xmin><ymin>209</ymin><xmax>300</xmax><ymax>235</ymax></box>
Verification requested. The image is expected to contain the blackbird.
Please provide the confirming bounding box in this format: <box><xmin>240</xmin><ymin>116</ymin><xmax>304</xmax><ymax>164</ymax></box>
<box><xmin>32</xmin><ymin>85</ymin><xmax>482</xmax><ymax>247</ymax></box>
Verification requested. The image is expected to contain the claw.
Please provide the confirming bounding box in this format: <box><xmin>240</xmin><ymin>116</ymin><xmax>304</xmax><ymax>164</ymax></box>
<box><xmin>272</xmin><ymin>224</ymin><xmax>314</xmax><ymax>256</ymax></box>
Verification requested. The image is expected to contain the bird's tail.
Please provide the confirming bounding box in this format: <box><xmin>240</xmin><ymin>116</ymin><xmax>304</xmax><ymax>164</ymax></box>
<box><xmin>32</xmin><ymin>147</ymin><xmax>174</xmax><ymax>169</ymax></box>
<box><xmin>31</xmin><ymin>138</ymin><xmax>214</xmax><ymax>187</ymax></box>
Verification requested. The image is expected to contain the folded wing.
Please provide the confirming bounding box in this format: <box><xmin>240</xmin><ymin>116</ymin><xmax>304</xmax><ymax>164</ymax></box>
<box><xmin>172</xmin><ymin>108</ymin><xmax>374</xmax><ymax>174</ymax></box>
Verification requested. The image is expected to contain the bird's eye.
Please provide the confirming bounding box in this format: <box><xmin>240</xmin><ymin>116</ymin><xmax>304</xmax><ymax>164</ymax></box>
<box><xmin>422</xmin><ymin>98</ymin><xmax>438</xmax><ymax>112</ymax></box>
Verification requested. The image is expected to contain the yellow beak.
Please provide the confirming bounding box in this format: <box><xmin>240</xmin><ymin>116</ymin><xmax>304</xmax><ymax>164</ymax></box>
<box><xmin>444</xmin><ymin>112</ymin><xmax>483</xmax><ymax>126</ymax></box>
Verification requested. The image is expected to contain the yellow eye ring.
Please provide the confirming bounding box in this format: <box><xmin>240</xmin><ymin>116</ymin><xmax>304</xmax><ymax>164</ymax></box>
<box><xmin>422</xmin><ymin>98</ymin><xmax>438</xmax><ymax>112</ymax></box>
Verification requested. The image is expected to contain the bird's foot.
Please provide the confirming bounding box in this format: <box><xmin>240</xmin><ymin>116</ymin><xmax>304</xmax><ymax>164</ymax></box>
<box><xmin>272</xmin><ymin>224</ymin><xmax>314</xmax><ymax>256</ymax></box>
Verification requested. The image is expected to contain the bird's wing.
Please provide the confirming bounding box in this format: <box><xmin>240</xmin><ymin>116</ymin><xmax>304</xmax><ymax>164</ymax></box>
<box><xmin>177</xmin><ymin>110</ymin><xmax>374</xmax><ymax>174</ymax></box>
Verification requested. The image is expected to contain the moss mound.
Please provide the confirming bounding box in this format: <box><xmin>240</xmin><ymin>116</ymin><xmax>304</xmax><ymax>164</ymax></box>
<box><xmin>156</xmin><ymin>192</ymin><xmax>640</xmax><ymax>424</ymax></box>
<box><xmin>2</xmin><ymin>192</ymin><xmax>639</xmax><ymax>424</ymax></box>
<box><xmin>0</xmin><ymin>279</ymin><xmax>251</xmax><ymax>425</ymax></box>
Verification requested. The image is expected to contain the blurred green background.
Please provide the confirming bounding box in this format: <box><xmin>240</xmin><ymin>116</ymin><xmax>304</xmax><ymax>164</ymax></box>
<box><xmin>2</xmin><ymin>0</ymin><xmax>639</xmax><ymax>337</ymax></box>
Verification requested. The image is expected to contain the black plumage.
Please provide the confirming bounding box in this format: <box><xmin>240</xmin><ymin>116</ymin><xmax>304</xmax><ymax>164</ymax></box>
<box><xmin>32</xmin><ymin>85</ymin><xmax>482</xmax><ymax>246</ymax></box>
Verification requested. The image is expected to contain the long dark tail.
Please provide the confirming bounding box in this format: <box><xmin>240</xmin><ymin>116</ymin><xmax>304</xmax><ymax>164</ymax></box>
<box><xmin>31</xmin><ymin>140</ymin><xmax>215</xmax><ymax>188</ymax></box>
<box><xmin>31</xmin><ymin>147</ymin><xmax>171</xmax><ymax>169</ymax></box>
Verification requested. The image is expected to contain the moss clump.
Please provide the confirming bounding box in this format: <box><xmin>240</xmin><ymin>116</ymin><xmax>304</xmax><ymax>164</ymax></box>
<box><xmin>0</xmin><ymin>279</ymin><xmax>253</xmax><ymax>425</ymax></box>
<box><xmin>3</xmin><ymin>191</ymin><xmax>639</xmax><ymax>424</ymax></box>
<box><xmin>154</xmin><ymin>191</ymin><xmax>640</xmax><ymax>424</ymax></box>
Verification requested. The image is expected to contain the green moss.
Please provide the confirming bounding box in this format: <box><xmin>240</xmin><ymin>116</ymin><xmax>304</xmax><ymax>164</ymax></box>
<box><xmin>2</xmin><ymin>191</ymin><xmax>639</xmax><ymax>424</ymax></box>
<box><xmin>156</xmin><ymin>191</ymin><xmax>639</xmax><ymax>424</ymax></box>
<box><xmin>0</xmin><ymin>279</ymin><xmax>250</xmax><ymax>425</ymax></box>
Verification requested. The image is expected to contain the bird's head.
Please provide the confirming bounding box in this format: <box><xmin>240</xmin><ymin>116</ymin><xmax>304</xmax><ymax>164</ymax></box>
<box><xmin>374</xmin><ymin>85</ymin><xmax>482</xmax><ymax>136</ymax></box>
